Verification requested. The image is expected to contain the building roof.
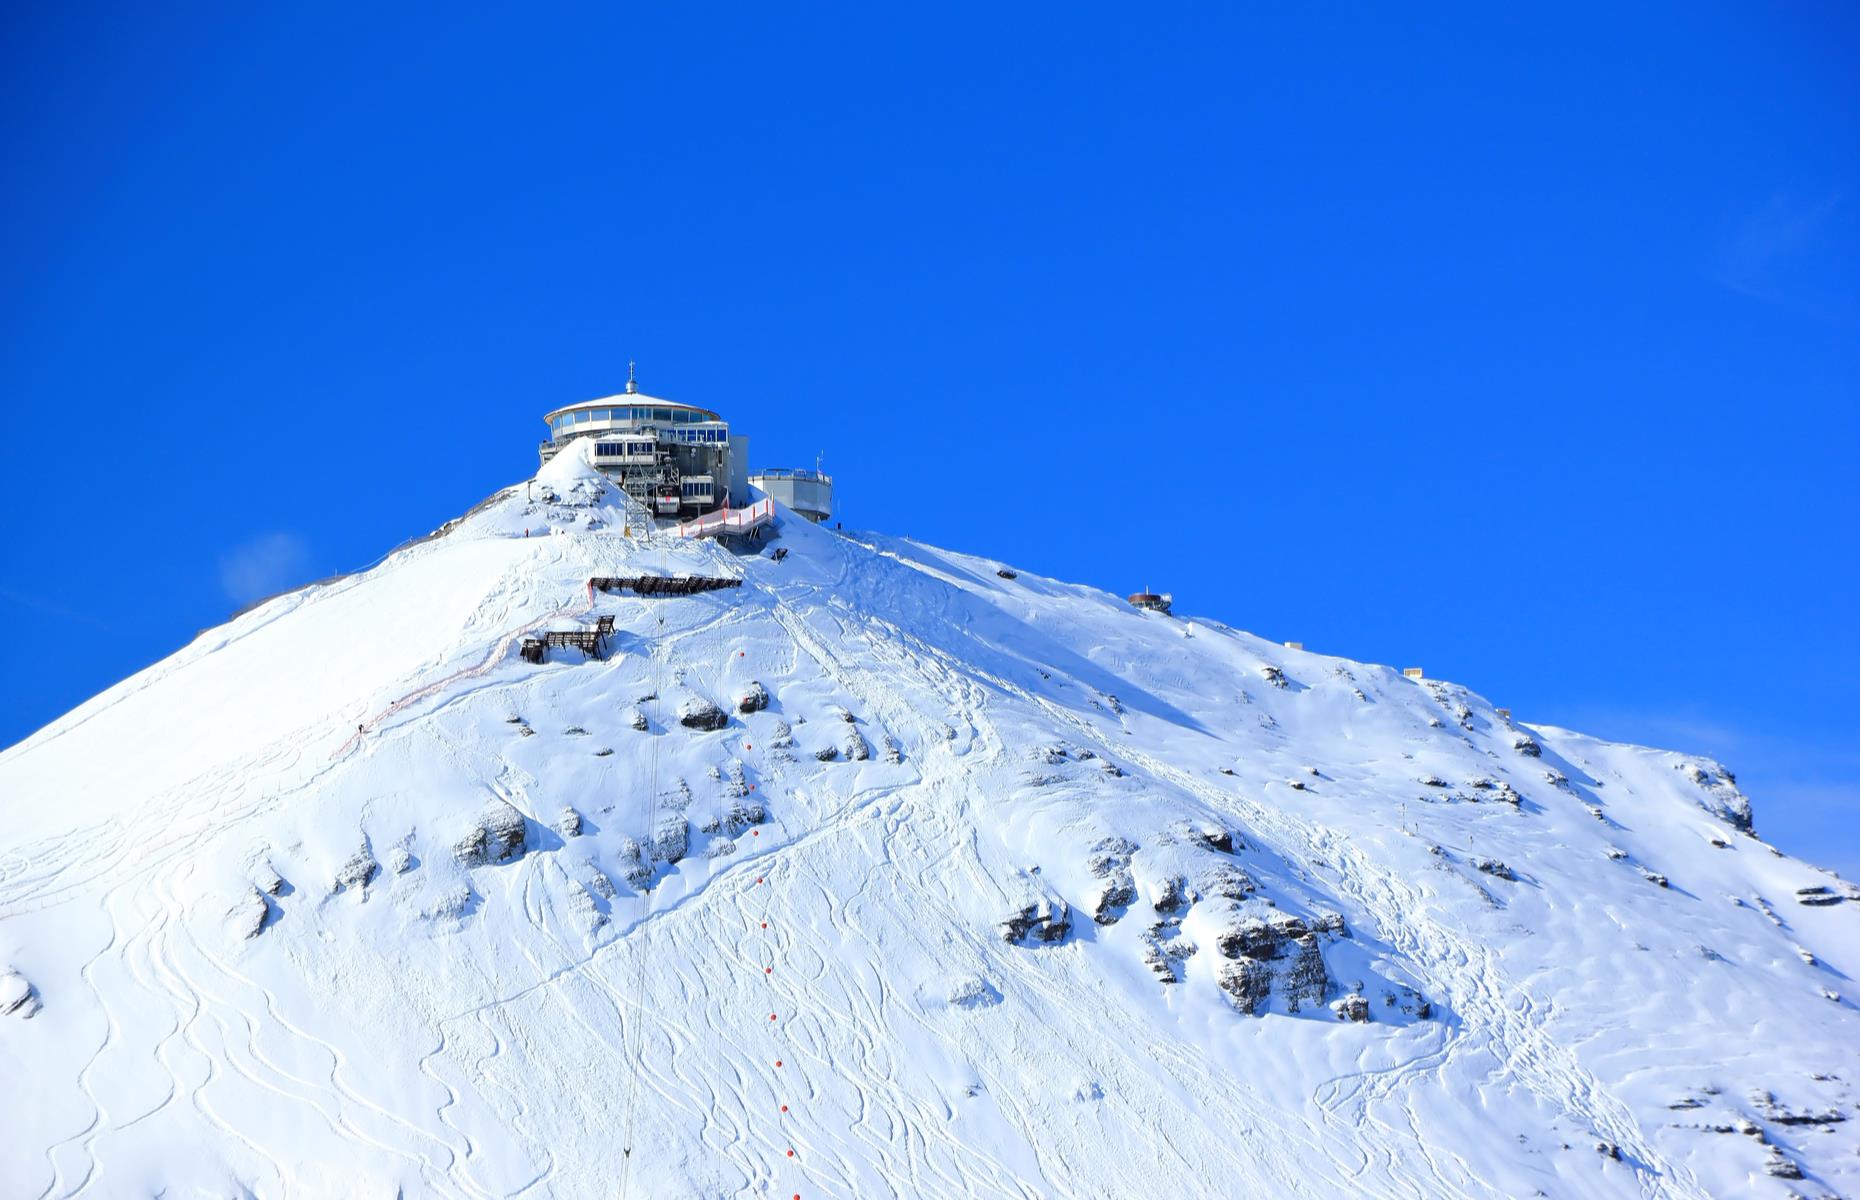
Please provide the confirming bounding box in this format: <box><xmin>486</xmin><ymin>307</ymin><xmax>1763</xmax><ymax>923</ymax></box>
<box><xmin>542</xmin><ymin>391</ymin><xmax>724</xmax><ymax>423</ymax></box>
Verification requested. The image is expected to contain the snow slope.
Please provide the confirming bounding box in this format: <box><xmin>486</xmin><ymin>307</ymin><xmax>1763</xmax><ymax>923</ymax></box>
<box><xmin>3</xmin><ymin>443</ymin><xmax>1857</xmax><ymax>1199</ymax></box>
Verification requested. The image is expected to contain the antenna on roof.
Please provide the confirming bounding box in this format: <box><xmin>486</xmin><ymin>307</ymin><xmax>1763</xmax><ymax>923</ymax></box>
<box><xmin>625</xmin><ymin>360</ymin><xmax>639</xmax><ymax>395</ymax></box>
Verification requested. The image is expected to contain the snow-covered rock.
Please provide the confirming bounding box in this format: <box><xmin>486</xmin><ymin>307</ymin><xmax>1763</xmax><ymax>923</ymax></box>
<box><xmin>677</xmin><ymin>696</ymin><xmax>728</xmax><ymax>731</ymax></box>
<box><xmin>225</xmin><ymin>887</ymin><xmax>270</xmax><ymax>940</ymax></box>
<box><xmin>332</xmin><ymin>842</ymin><xmax>379</xmax><ymax>892</ymax></box>
<box><xmin>1</xmin><ymin>970</ymin><xmax>41</xmax><ymax>1018</ymax></box>
<box><xmin>737</xmin><ymin>680</ymin><xmax>770</xmax><ymax>714</ymax></box>
<box><xmin>455</xmin><ymin>799</ymin><xmax>528</xmax><ymax>866</ymax></box>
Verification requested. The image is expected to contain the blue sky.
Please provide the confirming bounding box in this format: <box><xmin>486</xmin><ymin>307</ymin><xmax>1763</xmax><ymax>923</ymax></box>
<box><xmin>2</xmin><ymin>5</ymin><xmax>1856</xmax><ymax>872</ymax></box>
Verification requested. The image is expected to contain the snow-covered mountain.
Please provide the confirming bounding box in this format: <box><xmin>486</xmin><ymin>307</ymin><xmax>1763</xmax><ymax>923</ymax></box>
<box><xmin>3</xmin><ymin>443</ymin><xmax>1856</xmax><ymax>1199</ymax></box>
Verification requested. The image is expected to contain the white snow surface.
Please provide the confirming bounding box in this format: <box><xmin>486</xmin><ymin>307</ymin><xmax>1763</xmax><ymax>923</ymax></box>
<box><xmin>3</xmin><ymin>459</ymin><xmax>1858</xmax><ymax>1199</ymax></box>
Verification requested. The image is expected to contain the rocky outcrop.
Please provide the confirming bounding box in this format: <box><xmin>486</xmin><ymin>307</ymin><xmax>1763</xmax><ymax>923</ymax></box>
<box><xmin>1332</xmin><ymin>993</ymin><xmax>1371</xmax><ymax>1022</ymax></box>
<box><xmin>1310</xmin><ymin>910</ymin><xmax>1346</xmax><ymax>935</ymax></box>
<box><xmin>813</xmin><ymin>745</ymin><xmax>840</xmax><ymax>762</ymax></box>
<box><xmin>1198</xmin><ymin>863</ymin><xmax>1256</xmax><ymax>901</ymax></box>
<box><xmin>1762</xmin><ymin>1148</ymin><xmax>1804</xmax><ymax>1179</ymax></box>
<box><xmin>1142</xmin><ymin>920</ymin><xmax>1196</xmax><ymax>983</ymax></box>
<box><xmin>650</xmin><ymin>815</ymin><xmax>689</xmax><ymax>864</ymax></box>
<box><xmin>456</xmin><ymin>800</ymin><xmax>528</xmax><ymax>867</ymax></box>
<box><xmin>1198</xmin><ymin>827</ymin><xmax>1237</xmax><ymax>854</ymax></box>
<box><xmin>1216</xmin><ymin>912</ymin><xmax>1309</xmax><ymax>960</ymax></box>
<box><xmin>1473</xmin><ymin>858</ymin><xmax>1515</xmax><ymax>881</ymax></box>
<box><xmin>333</xmin><ymin>843</ymin><xmax>380</xmax><ymax>893</ymax></box>
<box><xmin>615</xmin><ymin>838</ymin><xmax>654</xmax><ymax>889</ymax></box>
<box><xmin>227</xmin><ymin>888</ymin><xmax>270</xmax><ymax>940</ymax></box>
<box><xmin>1000</xmin><ymin>897</ymin><xmax>1070</xmax><ymax>945</ymax></box>
<box><xmin>999</xmin><ymin>904</ymin><xmax>1042</xmax><ymax>942</ymax></box>
<box><xmin>1092</xmin><ymin>873</ymin><xmax>1137</xmax><ymax>925</ymax></box>
<box><xmin>1211</xmin><ymin>904</ymin><xmax>1335</xmax><ymax>1015</ymax></box>
<box><xmin>1</xmin><ymin>969</ymin><xmax>41</xmax><ymax>1018</ymax></box>
<box><xmin>1151</xmin><ymin>874</ymin><xmax>1188</xmax><ymax>913</ymax></box>
<box><xmin>1754</xmin><ymin>1091</ymin><xmax>1847</xmax><ymax>1128</ymax></box>
<box><xmin>678</xmin><ymin>698</ymin><xmax>729</xmax><ymax>732</ymax></box>
<box><xmin>1678</xmin><ymin>759</ymin><xmax>1755</xmax><ymax>833</ymax></box>
<box><xmin>840</xmin><ymin>728</ymin><xmax>871</xmax><ymax>761</ymax></box>
<box><xmin>1512</xmin><ymin>734</ymin><xmax>1542</xmax><ymax>758</ymax></box>
<box><xmin>254</xmin><ymin>862</ymin><xmax>287</xmax><ymax>897</ymax></box>
<box><xmin>737</xmin><ymin>681</ymin><xmax>770</xmax><ymax>714</ymax></box>
<box><xmin>1217</xmin><ymin>960</ymin><xmax>1274</xmax><ymax>1015</ymax></box>
<box><xmin>558</xmin><ymin>807</ymin><xmax>583</xmax><ymax>837</ymax></box>
<box><xmin>700</xmin><ymin>798</ymin><xmax>766</xmax><ymax>837</ymax></box>
<box><xmin>1086</xmin><ymin>837</ymin><xmax>1138</xmax><ymax>876</ymax></box>
<box><xmin>1282</xmin><ymin>937</ymin><xmax>1331</xmax><ymax>1012</ymax></box>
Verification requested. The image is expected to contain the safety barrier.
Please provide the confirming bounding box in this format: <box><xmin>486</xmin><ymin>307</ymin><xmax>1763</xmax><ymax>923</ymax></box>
<box><xmin>676</xmin><ymin>498</ymin><xmax>775</xmax><ymax>539</ymax></box>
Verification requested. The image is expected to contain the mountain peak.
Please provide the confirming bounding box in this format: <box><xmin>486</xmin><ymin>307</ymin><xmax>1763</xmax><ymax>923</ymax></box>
<box><xmin>2</xmin><ymin>482</ymin><xmax>1855</xmax><ymax>1199</ymax></box>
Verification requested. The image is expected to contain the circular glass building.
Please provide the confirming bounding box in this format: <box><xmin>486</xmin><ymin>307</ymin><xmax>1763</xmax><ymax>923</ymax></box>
<box><xmin>538</xmin><ymin>372</ymin><xmax>747</xmax><ymax>516</ymax></box>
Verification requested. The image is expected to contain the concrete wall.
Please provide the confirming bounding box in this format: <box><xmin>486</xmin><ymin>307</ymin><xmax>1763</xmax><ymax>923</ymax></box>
<box><xmin>728</xmin><ymin>436</ymin><xmax>751</xmax><ymax>507</ymax></box>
